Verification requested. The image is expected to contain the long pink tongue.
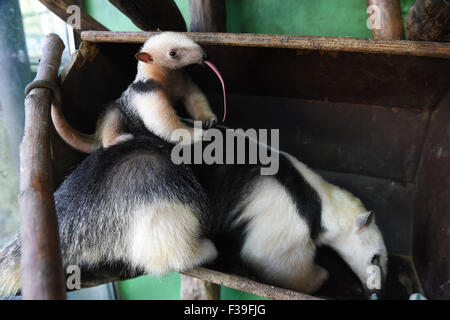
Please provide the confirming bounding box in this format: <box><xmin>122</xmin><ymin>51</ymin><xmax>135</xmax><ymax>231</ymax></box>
<box><xmin>204</xmin><ymin>60</ymin><xmax>227</xmax><ymax>122</ymax></box>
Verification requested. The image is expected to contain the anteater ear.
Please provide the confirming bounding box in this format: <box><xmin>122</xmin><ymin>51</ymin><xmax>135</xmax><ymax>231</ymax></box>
<box><xmin>135</xmin><ymin>52</ymin><xmax>153</xmax><ymax>63</ymax></box>
<box><xmin>354</xmin><ymin>211</ymin><xmax>375</xmax><ymax>232</ymax></box>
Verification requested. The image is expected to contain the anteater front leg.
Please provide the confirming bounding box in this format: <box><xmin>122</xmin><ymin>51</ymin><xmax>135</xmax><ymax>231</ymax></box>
<box><xmin>134</xmin><ymin>91</ymin><xmax>203</xmax><ymax>144</ymax></box>
<box><xmin>183</xmin><ymin>81</ymin><xmax>217</xmax><ymax>129</ymax></box>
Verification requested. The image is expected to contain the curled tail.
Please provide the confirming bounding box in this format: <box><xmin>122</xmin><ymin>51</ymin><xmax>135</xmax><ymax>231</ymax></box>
<box><xmin>0</xmin><ymin>234</ymin><xmax>21</xmax><ymax>298</ymax></box>
<box><xmin>51</xmin><ymin>102</ymin><xmax>100</xmax><ymax>153</ymax></box>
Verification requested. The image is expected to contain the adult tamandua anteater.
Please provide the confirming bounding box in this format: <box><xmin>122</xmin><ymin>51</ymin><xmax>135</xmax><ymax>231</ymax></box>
<box><xmin>51</xmin><ymin>32</ymin><xmax>226</xmax><ymax>152</ymax></box>
<box><xmin>0</xmin><ymin>130</ymin><xmax>387</xmax><ymax>297</ymax></box>
<box><xmin>188</xmin><ymin>127</ymin><xmax>388</xmax><ymax>297</ymax></box>
<box><xmin>0</xmin><ymin>136</ymin><xmax>217</xmax><ymax>297</ymax></box>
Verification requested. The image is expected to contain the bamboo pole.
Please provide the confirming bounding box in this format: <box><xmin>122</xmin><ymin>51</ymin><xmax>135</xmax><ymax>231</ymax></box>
<box><xmin>19</xmin><ymin>34</ymin><xmax>66</xmax><ymax>300</ymax></box>
<box><xmin>367</xmin><ymin>0</ymin><xmax>405</xmax><ymax>40</ymax></box>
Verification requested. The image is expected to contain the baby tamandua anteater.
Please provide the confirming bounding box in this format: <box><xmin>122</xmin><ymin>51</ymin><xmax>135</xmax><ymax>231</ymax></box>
<box><xmin>52</xmin><ymin>32</ymin><xmax>222</xmax><ymax>153</ymax></box>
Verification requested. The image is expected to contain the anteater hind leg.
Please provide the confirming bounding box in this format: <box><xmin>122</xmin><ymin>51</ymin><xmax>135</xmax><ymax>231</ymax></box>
<box><xmin>97</xmin><ymin>107</ymin><xmax>133</xmax><ymax>148</ymax></box>
<box><xmin>290</xmin><ymin>263</ymin><xmax>330</xmax><ymax>294</ymax></box>
<box><xmin>127</xmin><ymin>201</ymin><xmax>217</xmax><ymax>276</ymax></box>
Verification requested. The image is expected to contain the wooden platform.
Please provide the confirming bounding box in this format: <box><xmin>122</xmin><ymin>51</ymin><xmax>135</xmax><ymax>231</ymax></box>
<box><xmin>81</xmin><ymin>31</ymin><xmax>450</xmax><ymax>58</ymax></box>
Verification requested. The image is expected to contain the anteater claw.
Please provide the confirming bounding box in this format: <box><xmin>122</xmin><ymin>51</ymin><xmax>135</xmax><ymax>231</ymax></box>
<box><xmin>203</xmin><ymin>116</ymin><xmax>218</xmax><ymax>129</ymax></box>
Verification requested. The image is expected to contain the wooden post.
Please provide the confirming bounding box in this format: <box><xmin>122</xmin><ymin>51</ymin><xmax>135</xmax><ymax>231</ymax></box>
<box><xmin>367</xmin><ymin>0</ymin><xmax>405</xmax><ymax>40</ymax></box>
<box><xmin>181</xmin><ymin>275</ymin><xmax>221</xmax><ymax>300</ymax></box>
<box><xmin>108</xmin><ymin>0</ymin><xmax>187</xmax><ymax>31</ymax></box>
<box><xmin>189</xmin><ymin>0</ymin><xmax>227</xmax><ymax>32</ymax></box>
<box><xmin>38</xmin><ymin>0</ymin><xmax>108</xmax><ymax>32</ymax></box>
<box><xmin>406</xmin><ymin>0</ymin><xmax>450</xmax><ymax>42</ymax></box>
<box><xmin>20</xmin><ymin>34</ymin><xmax>66</xmax><ymax>300</ymax></box>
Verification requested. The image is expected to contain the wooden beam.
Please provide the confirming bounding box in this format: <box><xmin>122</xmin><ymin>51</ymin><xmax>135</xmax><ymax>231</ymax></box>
<box><xmin>367</xmin><ymin>0</ymin><xmax>405</xmax><ymax>40</ymax></box>
<box><xmin>181</xmin><ymin>275</ymin><xmax>220</xmax><ymax>300</ymax></box>
<box><xmin>80</xmin><ymin>31</ymin><xmax>450</xmax><ymax>59</ymax></box>
<box><xmin>20</xmin><ymin>34</ymin><xmax>66</xmax><ymax>300</ymax></box>
<box><xmin>108</xmin><ymin>0</ymin><xmax>186</xmax><ymax>31</ymax></box>
<box><xmin>38</xmin><ymin>0</ymin><xmax>108</xmax><ymax>32</ymax></box>
<box><xmin>406</xmin><ymin>0</ymin><xmax>450</xmax><ymax>42</ymax></box>
<box><xmin>189</xmin><ymin>0</ymin><xmax>227</xmax><ymax>32</ymax></box>
<box><xmin>183</xmin><ymin>268</ymin><xmax>323</xmax><ymax>300</ymax></box>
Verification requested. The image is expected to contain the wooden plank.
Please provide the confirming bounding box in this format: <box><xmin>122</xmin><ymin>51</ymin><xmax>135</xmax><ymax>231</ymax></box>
<box><xmin>75</xmin><ymin>253</ymin><xmax>421</xmax><ymax>299</ymax></box>
<box><xmin>20</xmin><ymin>34</ymin><xmax>66</xmax><ymax>300</ymax></box>
<box><xmin>189</xmin><ymin>0</ymin><xmax>227</xmax><ymax>32</ymax></box>
<box><xmin>80</xmin><ymin>31</ymin><xmax>450</xmax><ymax>58</ymax></box>
<box><xmin>75</xmin><ymin>265</ymin><xmax>320</xmax><ymax>299</ymax></box>
<box><xmin>367</xmin><ymin>0</ymin><xmax>405</xmax><ymax>40</ymax></box>
<box><xmin>183</xmin><ymin>268</ymin><xmax>323</xmax><ymax>300</ymax></box>
<box><xmin>413</xmin><ymin>90</ymin><xmax>450</xmax><ymax>299</ymax></box>
<box><xmin>71</xmin><ymin>263</ymin><xmax>321</xmax><ymax>300</ymax></box>
<box><xmin>406</xmin><ymin>0</ymin><xmax>450</xmax><ymax>42</ymax></box>
<box><xmin>38</xmin><ymin>0</ymin><xmax>108</xmax><ymax>32</ymax></box>
<box><xmin>181</xmin><ymin>275</ymin><xmax>220</xmax><ymax>300</ymax></box>
<box><xmin>108</xmin><ymin>0</ymin><xmax>186</xmax><ymax>31</ymax></box>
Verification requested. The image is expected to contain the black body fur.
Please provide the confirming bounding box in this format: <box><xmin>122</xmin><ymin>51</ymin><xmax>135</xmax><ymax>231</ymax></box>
<box><xmin>55</xmin><ymin>135</ymin><xmax>210</xmax><ymax>261</ymax></box>
<box><xmin>1</xmin><ymin>125</ymin><xmax>324</xmax><ymax>290</ymax></box>
<box><xmin>130</xmin><ymin>79</ymin><xmax>164</xmax><ymax>94</ymax></box>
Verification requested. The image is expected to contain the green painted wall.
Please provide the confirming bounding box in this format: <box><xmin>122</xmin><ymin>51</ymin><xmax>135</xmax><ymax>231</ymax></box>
<box><xmin>226</xmin><ymin>0</ymin><xmax>415</xmax><ymax>37</ymax></box>
<box><xmin>83</xmin><ymin>0</ymin><xmax>140</xmax><ymax>31</ymax></box>
<box><xmin>119</xmin><ymin>273</ymin><xmax>269</xmax><ymax>300</ymax></box>
<box><xmin>85</xmin><ymin>0</ymin><xmax>416</xmax><ymax>38</ymax></box>
<box><xmin>83</xmin><ymin>0</ymin><xmax>416</xmax><ymax>300</ymax></box>
<box><xmin>119</xmin><ymin>274</ymin><xmax>181</xmax><ymax>300</ymax></box>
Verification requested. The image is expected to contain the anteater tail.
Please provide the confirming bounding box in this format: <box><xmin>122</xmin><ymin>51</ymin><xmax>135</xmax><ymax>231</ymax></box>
<box><xmin>51</xmin><ymin>102</ymin><xmax>100</xmax><ymax>153</ymax></box>
<box><xmin>0</xmin><ymin>234</ymin><xmax>21</xmax><ymax>298</ymax></box>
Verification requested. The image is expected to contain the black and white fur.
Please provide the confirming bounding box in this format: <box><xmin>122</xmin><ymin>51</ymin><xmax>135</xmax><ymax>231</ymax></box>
<box><xmin>192</xmin><ymin>128</ymin><xmax>388</xmax><ymax>295</ymax></box>
<box><xmin>0</xmin><ymin>129</ymin><xmax>387</xmax><ymax>297</ymax></box>
<box><xmin>0</xmin><ymin>136</ymin><xmax>217</xmax><ymax>297</ymax></box>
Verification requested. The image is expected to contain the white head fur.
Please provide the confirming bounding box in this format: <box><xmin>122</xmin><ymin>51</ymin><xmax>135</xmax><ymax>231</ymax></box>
<box><xmin>319</xmin><ymin>187</ymin><xmax>388</xmax><ymax>295</ymax></box>
<box><xmin>283</xmin><ymin>153</ymin><xmax>388</xmax><ymax>296</ymax></box>
<box><xmin>136</xmin><ymin>32</ymin><xmax>206</xmax><ymax>72</ymax></box>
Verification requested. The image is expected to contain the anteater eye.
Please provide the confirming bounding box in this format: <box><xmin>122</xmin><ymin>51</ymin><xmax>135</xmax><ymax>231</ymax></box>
<box><xmin>371</xmin><ymin>254</ymin><xmax>380</xmax><ymax>265</ymax></box>
<box><xmin>169</xmin><ymin>50</ymin><xmax>177</xmax><ymax>57</ymax></box>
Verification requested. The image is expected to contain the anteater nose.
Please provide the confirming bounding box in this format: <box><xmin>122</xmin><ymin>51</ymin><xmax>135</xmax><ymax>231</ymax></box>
<box><xmin>202</xmin><ymin>52</ymin><xmax>208</xmax><ymax>61</ymax></box>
